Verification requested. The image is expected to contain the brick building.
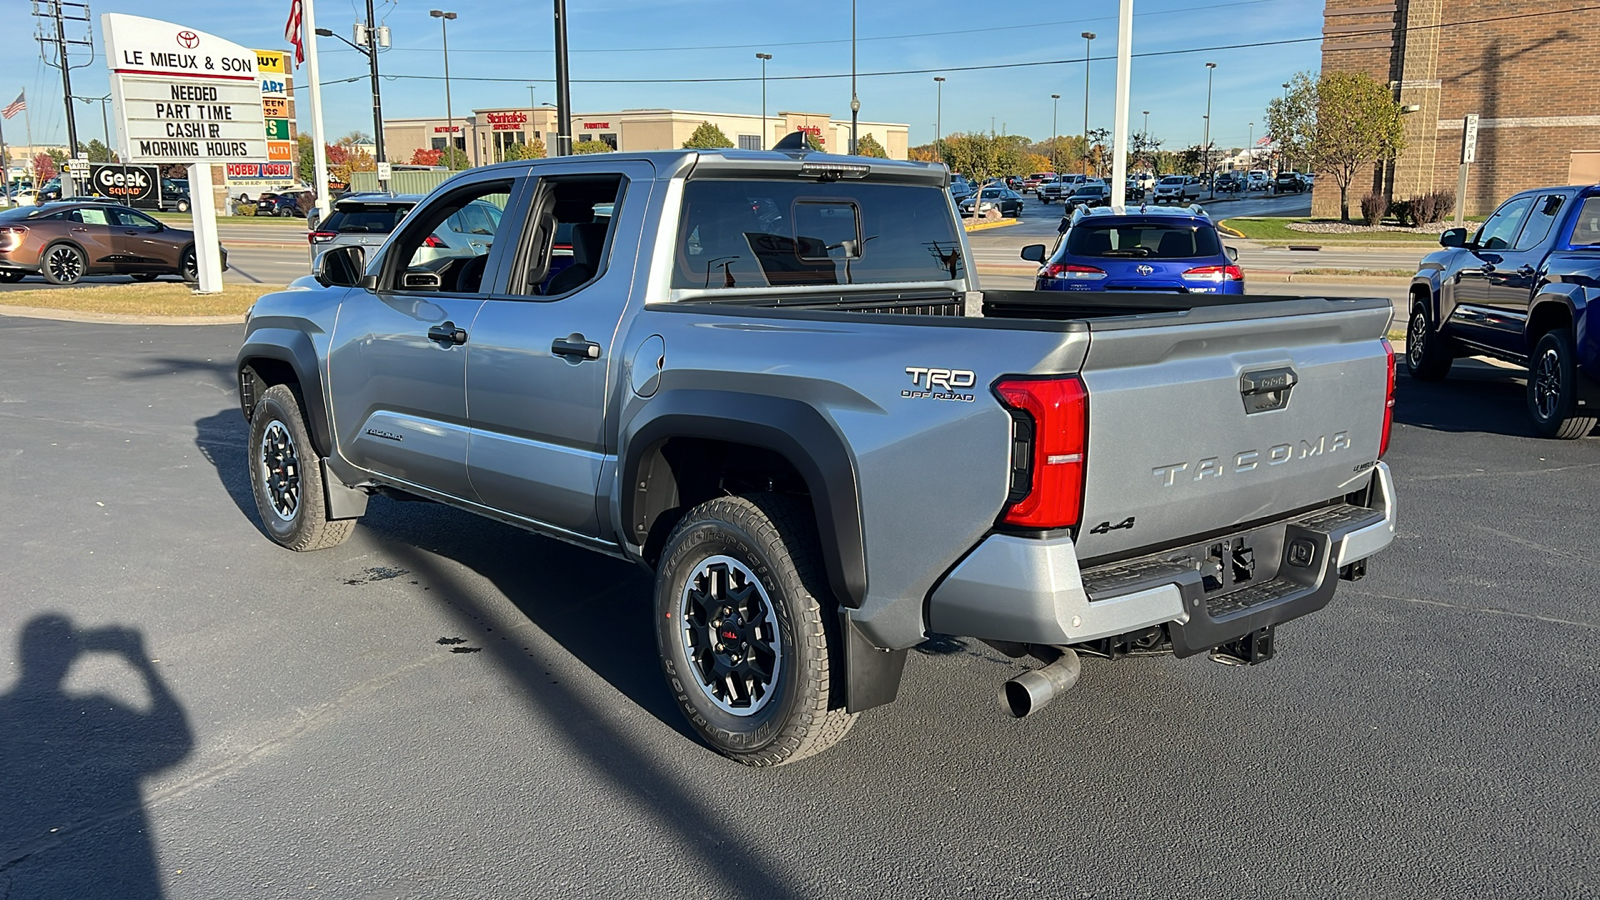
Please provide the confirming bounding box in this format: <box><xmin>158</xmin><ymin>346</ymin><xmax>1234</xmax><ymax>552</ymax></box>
<box><xmin>1317</xmin><ymin>0</ymin><xmax>1600</xmax><ymax>217</ymax></box>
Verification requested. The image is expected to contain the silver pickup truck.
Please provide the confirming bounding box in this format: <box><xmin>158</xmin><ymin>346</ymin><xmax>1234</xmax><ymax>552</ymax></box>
<box><xmin>237</xmin><ymin>138</ymin><xmax>1397</xmax><ymax>766</ymax></box>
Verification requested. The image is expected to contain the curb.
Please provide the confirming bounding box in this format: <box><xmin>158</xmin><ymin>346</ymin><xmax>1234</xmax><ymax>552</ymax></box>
<box><xmin>0</xmin><ymin>304</ymin><xmax>247</xmax><ymax>326</ymax></box>
<box><xmin>1246</xmin><ymin>273</ymin><xmax>1412</xmax><ymax>286</ymax></box>
<box><xmin>1217</xmin><ymin>222</ymin><xmax>1246</xmax><ymax>238</ymax></box>
<box><xmin>964</xmin><ymin>218</ymin><xmax>1021</xmax><ymax>233</ymax></box>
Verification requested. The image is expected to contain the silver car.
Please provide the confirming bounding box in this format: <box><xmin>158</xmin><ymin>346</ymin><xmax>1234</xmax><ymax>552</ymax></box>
<box><xmin>309</xmin><ymin>193</ymin><xmax>505</xmax><ymax>272</ymax></box>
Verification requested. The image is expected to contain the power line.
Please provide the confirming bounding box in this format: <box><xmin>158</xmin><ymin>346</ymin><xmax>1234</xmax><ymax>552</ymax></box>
<box><xmin>294</xmin><ymin>2</ymin><xmax>1600</xmax><ymax>89</ymax></box>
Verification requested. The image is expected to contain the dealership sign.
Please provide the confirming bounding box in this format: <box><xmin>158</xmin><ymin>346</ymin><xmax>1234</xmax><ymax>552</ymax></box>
<box><xmin>103</xmin><ymin>14</ymin><xmax>267</xmax><ymax>163</ymax></box>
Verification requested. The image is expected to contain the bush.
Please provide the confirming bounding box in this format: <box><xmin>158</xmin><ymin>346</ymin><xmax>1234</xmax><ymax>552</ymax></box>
<box><xmin>236</xmin><ymin>203</ymin><xmax>257</xmax><ymax>217</ymax></box>
<box><xmin>1390</xmin><ymin>198</ymin><xmax>1415</xmax><ymax>227</ymax></box>
<box><xmin>1423</xmin><ymin>189</ymin><xmax>1455</xmax><ymax>224</ymax></box>
<box><xmin>1413</xmin><ymin>192</ymin><xmax>1438</xmax><ymax>226</ymax></box>
<box><xmin>1360</xmin><ymin>192</ymin><xmax>1389</xmax><ymax>226</ymax></box>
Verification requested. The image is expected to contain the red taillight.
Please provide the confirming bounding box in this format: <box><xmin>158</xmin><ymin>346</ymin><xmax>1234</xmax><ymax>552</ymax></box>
<box><xmin>422</xmin><ymin>234</ymin><xmax>447</xmax><ymax>248</ymax></box>
<box><xmin>0</xmin><ymin>225</ymin><xmax>26</xmax><ymax>249</ymax></box>
<box><xmin>1380</xmin><ymin>338</ymin><xmax>1395</xmax><ymax>456</ymax></box>
<box><xmin>1042</xmin><ymin>262</ymin><xmax>1107</xmax><ymax>281</ymax></box>
<box><xmin>1181</xmin><ymin>264</ymin><xmax>1244</xmax><ymax>283</ymax></box>
<box><xmin>308</xmin><ymin>231</ymin><xmax>337</xmax><ymax>244</ymax></box>
<box><xmin>995</xmin><ymin>376</ymin><xmax>1088</xmax><ymax>530</ymax></box>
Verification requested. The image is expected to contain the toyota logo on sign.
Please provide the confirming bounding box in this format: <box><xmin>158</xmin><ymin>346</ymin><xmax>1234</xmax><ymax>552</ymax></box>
<box><xmin>1137</xmin><ymin>264</ymin><xmax>1154</xmax><ymax>276</ymax></box>
<box><xmin>176</xmin><ymin>30</ymin><xmax>200</xmax><ymax>49</ymax></box>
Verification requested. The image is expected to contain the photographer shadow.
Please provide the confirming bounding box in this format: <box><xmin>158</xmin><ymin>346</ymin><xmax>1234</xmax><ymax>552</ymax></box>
<box><xmin>0</xmin><ymin>615</ymin><xmax>193</xmax><ymax>899</ymax></box>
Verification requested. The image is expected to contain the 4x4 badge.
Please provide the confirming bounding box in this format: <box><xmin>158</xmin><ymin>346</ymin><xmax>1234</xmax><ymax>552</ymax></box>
<box><xmin>1136</xmin><ymin>265</ymin><xmax>1154</xmax><ymax>276</ymax></box>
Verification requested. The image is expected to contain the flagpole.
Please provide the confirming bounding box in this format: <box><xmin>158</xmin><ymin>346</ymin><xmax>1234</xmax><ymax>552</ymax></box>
<box><xmin>300</xmin><ymin>0</ymin><xmax>333</xmax><ymax>221</ymax></box>
<box><xmin>24</xmin><ymin>98</ymin><xmax>34</xmax><ymax>188</ymax></box>
<box><xmin>0</xmin><ymin>112</ymin><xmax>9</xmax><ymax>202</ymax></box>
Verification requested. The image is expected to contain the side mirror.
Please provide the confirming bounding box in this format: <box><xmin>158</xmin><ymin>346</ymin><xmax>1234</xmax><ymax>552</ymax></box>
<box><xmin>1439</xmin><ymin>227</ymin><xmax>1468</xmax><ymax>248</ymax></box>
<box><xmin>314</xmin><ymin>244</ymin><xmax>367</xmax><ymax>288</ymax></box>
<box><xmin>1020</xmin><ymin>244</ymin><xmax>1047</xmax><ymax>263</ymax></box>
<box><xmin>1225</xmin><ymin>246</ymin><xmax>1240</xmax><ymax>263</ymax></box>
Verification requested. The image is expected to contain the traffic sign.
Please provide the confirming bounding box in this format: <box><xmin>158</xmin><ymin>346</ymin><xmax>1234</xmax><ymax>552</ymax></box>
<box><xmin>1462</xmin><ymin>114</ymin><xmax>1480</xmax><ymax>165</ymax></box>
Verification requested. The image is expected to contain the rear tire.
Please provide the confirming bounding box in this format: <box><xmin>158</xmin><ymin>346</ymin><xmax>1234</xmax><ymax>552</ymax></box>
<box><xmin>1404</xmin><ymin>303</ymin><xmax>1454</xmax><ymax>381</ymax></box>
<box><xmin>655</xmin><ymin>493</ymin><xmax>856</xmax><ymax>767</ymax></box>
<box><xmin>247</xmin><ymin>384</ymin><xmax>356</xmax><ymax>550</ymax></box>
<box><xmin>41</xmin><ymin>243</ymin><xmax>85</xmax><ymax>285</ymax></box>
<box><xmin>180</xmin><ymin>247</ymin><xmax>198</xmax><ymax>283</ymax></box>
<box><xmin>1527</xmin><ymin>329</ymin><xmax>1597</xmax><ymax>440</ymax></box>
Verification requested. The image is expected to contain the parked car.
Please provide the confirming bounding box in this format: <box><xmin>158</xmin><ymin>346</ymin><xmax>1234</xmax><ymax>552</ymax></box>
<box><xmin>1407</xmin><ymin>185</ymin><xmax>1600</xmax><ymax>438</ymax></box>
<box><xmin>307</xmin><ymin>192</ymin><xmax>423</xmax><ymax>268</ymax></box>
<box><xmin>258</xmin><ymin>191</ymin><xmax>311</xmax><ymax>217</ymax></box>
<box><xmin>1004</xmin><ymin>176</ymin><xmax>1025</xmax><ymax>191</ymax></box>
<box><xmin>1213</xmin><ymin>172</ymin><xmax>1244</xmax><ymax>194</ymax></box>
<box><xmin>239</xmin><ymin>140</ymin><xmax>1395</xmax><ymax>766</ymax></box>
<box><xmin>1028</xmin><ymin>205</ymin><xmax>1242</xmax><ymax>295</ymax></box>
<box><xmin>11</xmin><ymin>190</ymin><xmax>38</xmax><ymax>207</ymax></box>
<box><xmin>959</xmin><ymin>186</ymin><xmax>1024</xmax><ymax>218</ymax></box>
<box><xmin>0</xmin><ymin>200</ymin><xmax>224</xmax><ymax>284</ymax></box>
<box><xmin>1024</xmin><ymin>172</ymin><xmax>1056</xmax><ymax>193</ymax></box>
<box><xmin>1152</xmin><ymin>175</ymin><xmax>1202</xmax><ymax>204</ymax></box>
<box><xmin>1040</xmin><ymin>174</ymin><xmax>1101</xmax><ymax>204</ymax></box>
<box><xmin>949</xmin><ymin>174</ymin><xmax>974</xmax><ymax>203</ymax></box>
<box><xmin>1061</xmin><ymin>183</ymin><xmax>1112</xmax><ymax>213</ymax></box>
<box><xmin>1273</xmin><ymin>172</ymin><xmax>1307</xmax><ymax>194</ymax></box>
<box><xmin>1132</xmin><ymin>172</ymin><xmax>1156</xmax><ymax>194</ymax></box>
<box><xmin>1246</xmin><ymin>170</ymin><xmax>1271</xmax><ymax>191</ymax></box>
<box><xmin>1124</xmin><ymin>178</ymin><xmax>1144</xmax><ymax>201</ymax></box>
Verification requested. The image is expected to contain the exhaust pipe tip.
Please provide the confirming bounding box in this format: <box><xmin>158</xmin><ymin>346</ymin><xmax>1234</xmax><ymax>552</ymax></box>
<box><xmin>1000</xmin><ymin>650</ymin><xmax>1081</xmax><ymax>718</ymax></box>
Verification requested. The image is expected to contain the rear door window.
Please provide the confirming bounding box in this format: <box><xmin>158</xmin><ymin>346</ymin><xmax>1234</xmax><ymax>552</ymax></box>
<box><xmin>1513</xmin><ymin>194</ymin><xmax>1565</xmax><ymax>250</ymax></box>
<box><xmin>1569</xmin><ymin>196</ymin><xmax>1600</xmax><ymax>247</ymax></box>
<box><xmin>673</xmin><ymin>179</ymin><xmax>964</xmax><ymax>290</ymax></box>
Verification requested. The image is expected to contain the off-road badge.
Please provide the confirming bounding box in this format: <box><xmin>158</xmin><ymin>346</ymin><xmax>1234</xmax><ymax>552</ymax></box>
<box><xmin>903</xmin><ymin>366</ymin><xmax>976</xmax><ymax>402</ymax></box>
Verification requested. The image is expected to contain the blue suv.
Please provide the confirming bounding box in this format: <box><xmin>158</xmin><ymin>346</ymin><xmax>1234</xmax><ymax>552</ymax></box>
<box><xmin>1020</xmin><ymin>206</ymin><xmax>1243</xmax><ymax>294</ymax></box>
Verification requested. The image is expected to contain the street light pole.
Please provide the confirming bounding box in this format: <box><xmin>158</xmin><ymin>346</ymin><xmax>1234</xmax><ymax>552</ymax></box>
<box><xmin>1051</xmin><ymin>93</ymin><xmax>1060</xmax><ymax>173</ymax></box>
<box><xmin>1281</xmin><ymin>81</ymin><xmax>1291</xmax><ymax>172</ymax></box>
<box><xmin>553</xmin><ymin>0</ymin><xmax>572</xmax><ymax>156</ymax></box>
<box><xmin>1081</xmin><ymin>31</ymin><xmax>1095</xmax><ymax>176</ymax></box>
<box><xmin>430</xmin><ymin>10</ymin><xmax>457</xmax><ymax>167</ymax></box>
<box><xmin>1203</xmin><ymin>61</ymin><xmax>1216</xmax><ymax>199</ymax></box>
<box><xmin>365</xmin><ymin>0</ymin><xmax>387</xmax><ymax>190</ymax></box>
<box><xmin>850</xmin><ymin>0</ymin><xmax>859</xmax><ymax>154</ymax></box>
<box><xmin>934</xmin><ymin>77</ymin><xmax>945</xmax><ymax>162</ymax></box>
<box><xmin>1248</xmin><ymin>121</ymin><xmax>1254</xmax><ymax>169</ymax></box>
<box><xmin>756</xmin><ymin>53</ymin><xmax>772</xmax><ymax>149</ymax></box>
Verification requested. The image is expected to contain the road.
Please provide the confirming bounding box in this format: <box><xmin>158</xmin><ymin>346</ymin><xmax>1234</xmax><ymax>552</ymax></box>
<box><xmin>1</xmin><ymin>315</ymin><xmax>1595</xmax><ymax>899</ymax></box>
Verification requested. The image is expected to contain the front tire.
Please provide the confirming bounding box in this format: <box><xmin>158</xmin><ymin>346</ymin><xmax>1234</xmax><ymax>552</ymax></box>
<box><xmin>247</xmin><ymin>384</ymin><xmax>356</xmax><ymax>550</ymax></box>
<box><xmin>1404</xmin><ymin>303</ymin><xmax>1454</xmax><ymax>381</ymax></box>
<box><xmin>655</xmin><ymin>494</ymin><xmax>855</xmax><ymax>767</ymax></box>
<box><xmin>41</xmin><ymin>243</ymin><xmax>85</xmax><ymax>285</ymax></box>
<box><xmin>180</xmin><ymin>247</ymin><xmax>198</xmax><ymax>283</ymax></box>
<box><xmin>176</xmin><ymin>199</ymin><xmax>190</xmax><ymax>213</ymax></box>
<box><xmin>1528</xmin><ymin>329</ymin><xmax>1597</xmax><ymax>439</ymax></box>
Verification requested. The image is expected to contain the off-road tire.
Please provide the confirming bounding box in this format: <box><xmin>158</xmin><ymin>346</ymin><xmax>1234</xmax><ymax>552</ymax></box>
<box><xmin>1528</xmin><ymin>328</ymin><xmax>1597</xmax><ymax>440</ymax></box>
<box><xmin>247</xmin><ymin>384</ymin><xmax>356</xmax><ymax>550</ymax></box>
<box><xmin>655</xmin><ymin>493</ymin><xmax>856</xmax><ymax>767</ymax></box>
<box><xmin>41</xmin><ymin>242</ymin><xmax>85</xmax><ymax>285</ymax></box>
<box><xmin>1405</xmin><ymin>303</ymin><xmax>1454</xmax><ymax>381</ymax></box>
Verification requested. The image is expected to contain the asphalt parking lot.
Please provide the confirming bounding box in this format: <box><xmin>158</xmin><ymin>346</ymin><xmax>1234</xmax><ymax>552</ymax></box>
<box><xmin>2</xmin><ymin>313</ymin><xmax>1596</xmax><ymax>899</ymax></box>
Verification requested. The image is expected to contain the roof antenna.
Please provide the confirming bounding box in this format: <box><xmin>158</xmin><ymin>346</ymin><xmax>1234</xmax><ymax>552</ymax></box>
<box><xmin>772</xmin><ymin>130</ymin><xmax>822</xmax><ymax>154</ymax></box>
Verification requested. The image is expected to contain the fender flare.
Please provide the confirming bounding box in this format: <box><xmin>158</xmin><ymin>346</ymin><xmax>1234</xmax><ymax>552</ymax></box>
<box><xmin>236</xmin><ymin>328</ymin><xmax>332</xmax><ymax>458</ymax></box>
<box><xmin>619</xmin><ymin>389</ymin><xmax>866</xmax><ymax>609</ymax></box>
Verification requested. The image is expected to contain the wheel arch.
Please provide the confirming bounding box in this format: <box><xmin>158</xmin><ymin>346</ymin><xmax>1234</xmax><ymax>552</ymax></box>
<box><xmin>237</xmin><ymin>329</ymin><xmax>332</xmax><ymax>458</ymax></box>
<box><xmin>1527</xmin><ymin>290</ymin><xmax>1579</xmax><ymax>351</ymax></box>
<box><xmin>619</xmin><ymin>389</ymin><xmax>866</xmax><ymax>611</ymax></box>
<box><xmin>40</xmin><ymin>238</ymin><xmax>88</xmax><ymax>275</ymax></box>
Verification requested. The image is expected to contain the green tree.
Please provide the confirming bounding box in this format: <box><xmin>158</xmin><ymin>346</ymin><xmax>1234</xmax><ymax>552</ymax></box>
<box><xmin>1307</xmin><ymin>71</ymin><xmax>1406</xmax><ymax>221</ymax></box>
<box><xmin>682</xmin><ymin>121</ymin><xmax>734</xmax><ymax>149</ymax></box>
<box><xmin>854</xmin><ymin>133</ymin><xmax>887</xmax><ymax>158</ymax></box>
<box><xmin>1266</xmin><ymin>71</ymin><xmax>1317</xmax><ymax>177</ymax></box>
<box><xmin>572</xmin><ymin>140</ymin><xmax>614</xmax><ymax>154</ymax></box>
<box><xmin>46</xmin><ymin>148</ymin><xmax>68</xmax><ymax>171</ymax></box>
<box><xmin>85</xmin><ymin>139</ymin><xmax>114</xmax><ymax>163</ymax></box>
<box><xmin>297</xmin><ymin>133</ymin><xmax>315</xmax><ymax>184</ymax></box>
<box><xmin>439</xmin><ymin>146</ymin><xmax>472</xmax><ymax>169</ymax></box>
<box><xmin>503</xmin><ymin>138</ymin><xmax>546</xmax><ymax>161</ymax></box>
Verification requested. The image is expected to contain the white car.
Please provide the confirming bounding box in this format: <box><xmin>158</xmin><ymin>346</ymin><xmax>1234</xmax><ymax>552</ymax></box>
<box><xmin>1246</xmin><ymin>170</ymin><xmax>1270</xmax><ymax>191</ymax></box>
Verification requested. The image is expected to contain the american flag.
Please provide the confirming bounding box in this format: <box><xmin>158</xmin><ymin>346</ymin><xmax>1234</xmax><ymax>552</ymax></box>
<box><xmin>284</xmin><ymin>0</ymin><xmax>305</xmax><ymax>66</ymax></box>
<box><xmin>1</xmin><ymin>91</ymin><xmax>23</xmax><ymax>120</ymax></box>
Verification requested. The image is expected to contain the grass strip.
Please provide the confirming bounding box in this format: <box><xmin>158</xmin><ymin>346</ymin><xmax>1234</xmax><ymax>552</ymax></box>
<box><xmin>0</xmin><ymin>283</ymin><xmax>285</xmax><ymax>317</ymax></box>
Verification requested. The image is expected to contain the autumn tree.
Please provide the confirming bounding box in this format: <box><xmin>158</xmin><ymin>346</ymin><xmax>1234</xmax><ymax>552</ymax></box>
<box><xmin>908</xmin><ymin>145</ymin><xmax>936</xmax><ymax>162</ymax></box>
<box><xmin>682</xmin><ymin>121</ymin><xmax>734</xmax><ymax>149</ymax></box>
<box><xmin>32</xmin><ymin>153</ymin><xmax>57</xmax><ymax>184</ymax></box>
<box><xmin>854</xmin><ymin>133</ymin><xmax>887</xmax><ymax>158</ymax></box>
<box><xmin>410</xmin><ymin>148</ymin><xmax>444</xmax><ymax>166</ymax></box>
<box><xmin>503</xmin><ymin>138</ymin><xmax>546</xmax><ymax>160</ymax></box>
<box><xmin>1307</xmin><ymin>71</ymin><xmax>1406</xmax><ymax>221</ymax></box>
<box><xmin>572</xmin><ymin>140</ymin><xmax>614</xmax><ymax>154</ymax></box>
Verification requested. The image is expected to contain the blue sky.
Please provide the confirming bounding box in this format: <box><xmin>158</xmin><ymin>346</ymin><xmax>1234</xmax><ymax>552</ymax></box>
<box><xmin>1</xmin><ymin>0</ymin><xmax>1331</xmax><ymax>152</ymax></box>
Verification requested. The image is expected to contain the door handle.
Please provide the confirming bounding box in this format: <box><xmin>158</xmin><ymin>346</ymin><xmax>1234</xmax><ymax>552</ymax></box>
<box><xmin>70</xmin><ymin>227</ymin><xmax>88</xmax><ymax>233</ymax></box>
<box><xmin>551</xmin><ymin>334</ymin><xmax>602</xmax><ymax>361</ymax></box>
<box><xmin>427</xmin><ymin>322</ymin><xmax>468</xmax><ymax>346</ymax></box>
<box><xmin>1481</xmin><ymin>263</ymin><xmax>1496</xmax><ymax>273</ymax></box>
<box><xmin>1517</xmin><ymin>265</ymin><xmax>1536</xmax><ymax>276</ymax></box>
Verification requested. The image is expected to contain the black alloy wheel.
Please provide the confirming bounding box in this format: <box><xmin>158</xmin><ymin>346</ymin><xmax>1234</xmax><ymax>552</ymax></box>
<box><xmin>180</xmin><ymin>248</ymin><xmax>198</xmax><ymax>283</ymax></box>
<box><xmin>1527</xmin><ymin>329</ymin><xmax>1597</xmax><ymax>440</ymax></box>
<box><xmin>42</xmin><ymin>243</ymin><xmax>85</xmax><ymax>285</ymax></box>
<box><xmin>1404</xmin><ymin>303</ymin><xmax>1454</xmax><ymax>381</ymax></box>
<box><xmin>246</xmin><ymin>384</ymin><xmax>356</xmax><ymax>550</ymax></box>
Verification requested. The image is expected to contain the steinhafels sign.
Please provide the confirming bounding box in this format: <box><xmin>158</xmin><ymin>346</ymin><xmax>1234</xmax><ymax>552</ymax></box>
<box><xmin>487</xmin><ymin>111</ymin><xmax>527</xmax><ymax>132</ymax></box>
<box><xmin>103</xmin><ymin>13</ymin><xmax>268</xmax><ymax>164</ymax></box>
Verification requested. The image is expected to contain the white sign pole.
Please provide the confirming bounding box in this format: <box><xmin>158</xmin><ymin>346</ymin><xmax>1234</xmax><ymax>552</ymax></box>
<box><xmin>187</xmin><ymin>160</ymin><xmax>224</xmax><ymax>292</ymax></box>
<box><xmin>1456</xmin><ymin>113</ymin><xmax>1478</xmax><ymax>227</ymax></box>
<box><xmin>301</xmin><ymin>0</ymin><xmax>333</xmax><ymax>220</ymax></box>
<box><xmin>1110</xmin><ymin>0</ymin><xmax>1133</xmax><ymax>209</ymax></box>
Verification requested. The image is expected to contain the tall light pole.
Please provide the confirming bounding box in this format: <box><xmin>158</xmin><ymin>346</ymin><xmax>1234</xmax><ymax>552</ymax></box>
<box><xmin>1247</xmin><ymin>121</ymin><xmax>1254</xmax><ymax>169</ymax></box>
<box><xmin>316</xmin><ymin>4</ymin><xmax>390</xmax><ymax>191</ymax></box>
<box><xmin>430</xmin><ymin>10</ymin><xmax>457</xmax><ymax>167</ymax></box>
<box><xmin>553</xmin><ymin>0</ymin><xmax>572</xmax><ymax>156</ymax></box>
<box><xmin>1203</xmin><ymin>61</ymin><xmax>1216</xmax><ymax>198</ymax></box>
<box><xmin>934</xmin><ymin>76</ymin><xmax>945</xmax><ymax>162</ymax></box>
<box><xmin>1081</xmin><ymin>31</ymin><xmax>1095</xmax><ymax>175</ymax></box>
<box><xmin>756</xmin><ymin>53</ymin><xmax>772</xmax><ymax>149</ymax></box>
<box><xmin>1281</xmin><ymin>81</ymin><xmax>1292</xmax><ymax>172</ymax></box>
<box><xmin>1051</xmin><ymin>93</ymin><xmax>1060</xmax><ymax>173</ymax></box>
<box><xmin>849</xmin><ymin>0</ymin><xmax>859</xmax><ymax>154</ymax></box>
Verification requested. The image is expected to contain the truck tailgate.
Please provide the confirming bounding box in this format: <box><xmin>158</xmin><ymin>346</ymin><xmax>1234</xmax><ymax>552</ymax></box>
<box><xmin>1070</xmin><ymin>297</ymin><xmax>1393</xmax><ymax>562</ymax></box>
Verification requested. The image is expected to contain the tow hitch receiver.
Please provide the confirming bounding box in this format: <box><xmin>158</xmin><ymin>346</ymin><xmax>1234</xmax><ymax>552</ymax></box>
<box><xmin>1209</xmin><ymin>625</ymin><xmax>1275</xmax><ymax>666</ymax></box>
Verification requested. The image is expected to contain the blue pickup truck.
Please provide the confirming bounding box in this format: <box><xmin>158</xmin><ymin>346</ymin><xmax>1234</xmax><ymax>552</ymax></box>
<box><xmin>1407</xmin><ymin>185</ymin><xmax>1600</xmax><ymax>438</ymax></box>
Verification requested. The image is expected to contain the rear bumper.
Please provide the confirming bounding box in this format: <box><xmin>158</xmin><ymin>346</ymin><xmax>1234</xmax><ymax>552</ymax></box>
<box><xmin>927</xmin><ymin>462</ymin><xmax>1396</xmax><ymax>652</ymax></box>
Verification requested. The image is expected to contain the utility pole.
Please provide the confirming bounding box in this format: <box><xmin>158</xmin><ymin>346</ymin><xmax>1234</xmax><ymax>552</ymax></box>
<box><xmin>1051</xmin><ymin>94</ymin><xmax>1060</xmax><ymax>173</ymax></box>
<box><xmin>933</xmin><ymin>77</ymin><xmax>944</xmax><ymax>163</ymax></box>
<box><xmin>553</xmin><ymin>0</ymin><xmax>572</xmax><ymax>156</ymax></box>
<box><xmin>756</xmin><ymin>53</ymin><xmax>772</xmax><ymax>149</ymax></box>
<box><xmin>33</xmin><ymin>0</ymin><xmax>93</xmax><ymax>195</ymax></box>
<box><xmin>431</xmin><ymin>10</ymin><xmax>457</xmax><ymax>167</ymax></box>
<box><xmin>363</xmin><ymin>0</ymin><xmax>388</xmax><ymax>188</ymax></box>
<box><xmin>849</xmin><ymin>0</ymin><xmax>859</xmax><ymax>154</ymax></box>
<box><xmin>1203</xmin><ymin>61</ymin><xmax>1216</xmax><ymax>198</ymax></box>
